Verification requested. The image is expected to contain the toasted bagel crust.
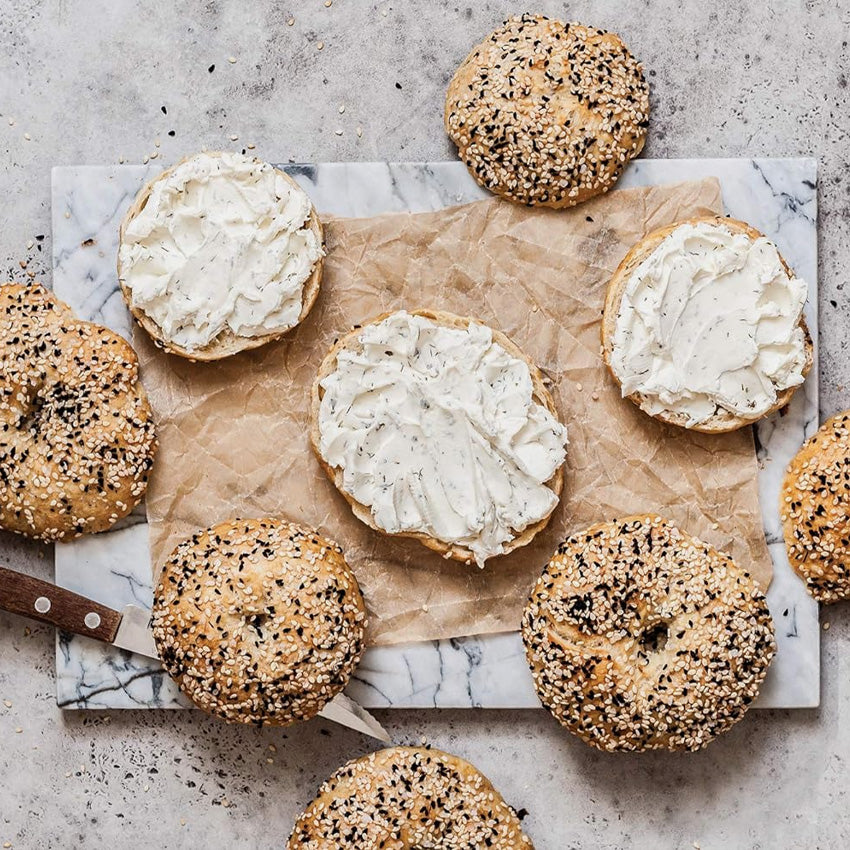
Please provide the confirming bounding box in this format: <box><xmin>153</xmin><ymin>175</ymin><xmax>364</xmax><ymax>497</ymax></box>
<box><xmin>0</xmin><ymin>282</ymin><xmax>156</xmax><ymax>540</ymax></box>
<box><xmin>288</xmin><ymin>746</ymin><xmax>534</xmax><ymax>849</ymax></box>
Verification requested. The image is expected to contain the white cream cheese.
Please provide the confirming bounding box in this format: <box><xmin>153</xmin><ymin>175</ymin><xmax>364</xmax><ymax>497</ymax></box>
<box><xmin>610</xmin><ymin>221</ymin><xmax>808</xmax><ymax>424</ymax></box>
<box><xmin>118</xmin><ymin>151</ymin><xmax>323</xmax><ymax>351</ymax></box>
<box><xmin>317</xmin><ymin>311</ymin><xmax>568</xmax><ymax>566</ymax></box>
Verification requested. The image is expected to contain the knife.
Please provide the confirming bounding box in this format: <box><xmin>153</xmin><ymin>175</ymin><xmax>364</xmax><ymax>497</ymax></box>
<box><xmin>0</xmin><ymin>565</ymin><xmax>391</xmax><ymax>743</ymax></box>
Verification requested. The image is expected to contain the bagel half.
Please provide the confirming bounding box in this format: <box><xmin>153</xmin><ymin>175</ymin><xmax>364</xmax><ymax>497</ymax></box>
<box><xmin>288</xmin><ymin>746</ymin><xmax>534</xmax><ymax>849</ymax></box>
<box><xmin>309</xmin><ymin>309</ymin><xmax>566</xmax><ymax>565</ymax></box>
<box><xmin>601</xmin><ymin>216</ymin><xmax>813</xmax><ymax>433</ymax></box>
<box><xmin>445</xmin><ymin>14</ymin><xmax>649</xmax><ymax>208</ymax></box>
<box><xmin>118</xmin><ymin>151</ymin><xmax>324</xmax><ymax>362</ymax></box>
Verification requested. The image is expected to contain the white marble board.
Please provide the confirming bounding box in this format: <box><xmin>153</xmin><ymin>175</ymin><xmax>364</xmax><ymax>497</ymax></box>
<box><xmin>51</xmin><ymin>158</ymin><xmax>820</xmax><ymax>711</ymax></box>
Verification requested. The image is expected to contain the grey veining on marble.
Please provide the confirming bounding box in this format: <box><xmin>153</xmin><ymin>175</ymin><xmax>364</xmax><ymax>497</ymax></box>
<box><xmin>51</xmin><ymin>158</ymin><xmax>819</xmax><ymax>711</ymax></box>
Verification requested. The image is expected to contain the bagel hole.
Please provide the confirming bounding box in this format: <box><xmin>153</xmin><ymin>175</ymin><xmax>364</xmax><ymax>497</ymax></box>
<box><xmin>639</xmin><ymin>622</ymin><xmax>669</xmax><ymax>652</ymax></box>
<box><xmin>245</xmin><ymin>612</ymin><xmax>270</xmax><ymax>640</ymax></box>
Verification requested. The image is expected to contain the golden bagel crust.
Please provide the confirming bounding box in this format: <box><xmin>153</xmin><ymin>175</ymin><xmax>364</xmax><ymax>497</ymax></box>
<box><xmin>522</xmin><ymin>515</ymin><xmax>775</xmax><ymax>752</ymax></box>
<box><xmin>151</xmin><ymin>518</ymin><xmax>366</xmax><ymax>726</ymax></box>
<box><xmin>601</xmin><ymin>216</ymin><xmax>813</xmax><ymax>433</ymax></box>
<box><xmin>309</xmin><ymin>309</ymin><xmax>566</xmax><ymax>565</ymax></box>
<box><xmin>0</xmin><ymin>282</ymin><xmax>156</xmax><ymax>541</ymax></box>
<box><xmin>781</xmin><ymin>410</ymin><xmax>850</xmax><ymax>602</ymax></box>
<box><xmin>117</xmin><ymin>151</ymin><xmax>324</xmax><ymax>362</ymax></box>
<box><xmin>288</xmin><ymin>746</ymin><xmax>534</xmax><ymax>849</ymax></box>
<box><xmin>445</xmin><ymin>14</ymin><xmax>649</xmax><ymax>208</ymax></box>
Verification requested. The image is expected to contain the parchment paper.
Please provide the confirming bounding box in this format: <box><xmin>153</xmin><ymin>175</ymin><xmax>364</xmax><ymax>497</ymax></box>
<box><xmin>139</xmin><ymin>177</ymin><xmax>773</xmax><ymax>645</ymax></box>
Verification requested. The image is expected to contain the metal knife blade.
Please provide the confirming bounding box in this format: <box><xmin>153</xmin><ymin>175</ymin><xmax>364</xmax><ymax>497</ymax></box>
<box><xmin>115</xmin><ymin>605</ymin><xmax>391</xmax><ymax>743</ymax></box>
<box><xmin>112</xmin><ymin>604</ymin><xmax>159</xmax><ymax>659</ymax></box>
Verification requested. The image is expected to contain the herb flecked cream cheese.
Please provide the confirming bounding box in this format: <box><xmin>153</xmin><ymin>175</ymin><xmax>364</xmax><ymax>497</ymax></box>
<box><xmin>610</xmin><ymin>221</ymin><xmax>808</xmax><ymax>424</ymax></box>
<box><xmin>317</xmin><ymin>311</ymin><xmax>568</xmax><ymax>566</ymax></box>
<box><xmin>119</xmin><ymin>151</ymin><xmax>323</xmax><ymax>351</ymax></box>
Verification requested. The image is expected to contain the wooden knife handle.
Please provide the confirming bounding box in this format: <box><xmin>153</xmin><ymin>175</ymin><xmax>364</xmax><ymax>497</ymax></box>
<box><xmin>0</xmin><ymin>565</ymin><xmax>121</xmax><ymax>643</ymax></box>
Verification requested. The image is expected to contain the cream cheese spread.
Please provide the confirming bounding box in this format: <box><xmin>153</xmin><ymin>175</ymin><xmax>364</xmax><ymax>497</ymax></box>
<box><xmin>118</xmin><ymin>151</ymin><xmax>323</xmax><ymax>351</ymax></box>
<box><xmin>609</xmin><ymin>221</ymin><xmax>808</xmax><ymax>424</ymax></box>
<box><xmin>317</xmin><ymin>311</ymin><xmax>568</xmax><ymax>566</ymax></box>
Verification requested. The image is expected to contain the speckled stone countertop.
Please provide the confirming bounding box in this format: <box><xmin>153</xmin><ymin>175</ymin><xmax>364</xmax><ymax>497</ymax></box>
<box><xmin>1</xmin><ymin>2</ymin><xmax>849</xmax><ymax>848</ymax></box>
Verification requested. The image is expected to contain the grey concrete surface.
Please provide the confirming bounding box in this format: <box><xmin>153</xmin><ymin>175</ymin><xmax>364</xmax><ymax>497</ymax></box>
<box><xmin>1</xmin><ymin>1</ymin><xmax>849</xmax><ymax>847</ymax></box>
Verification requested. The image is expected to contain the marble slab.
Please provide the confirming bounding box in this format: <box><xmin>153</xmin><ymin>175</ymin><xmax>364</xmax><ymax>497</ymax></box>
<box><xmin>51</xmin><ymin>158</ymin><xmax>819</xmax><ymax>710</ymax></box>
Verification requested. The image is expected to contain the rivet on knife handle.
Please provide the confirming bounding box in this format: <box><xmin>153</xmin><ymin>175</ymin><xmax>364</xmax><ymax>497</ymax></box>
<box><xmin>0</xmin><ymin>565</ymin><xmax>121</xmax><ymax>642</ymax></box>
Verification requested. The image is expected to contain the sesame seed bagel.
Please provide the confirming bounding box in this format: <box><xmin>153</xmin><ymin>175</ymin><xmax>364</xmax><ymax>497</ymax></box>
<box><xmin>309</xmin><ymin>309</ymin><xmax>566</xmax><ymax>566</ymax></box>
<box><xmin>781</xmin><ymin>410</ymin><xmax>850</xmax><ymax>603</ymax></box>
<box><xmin>118</xmin><ymin>151</ymin><xmax>324</xmax><ymax>362</ymax></box>
<box><xmin>445</xmin><ymin>13</ymin><xmax>649</xmax><ymax>208</ymax></box>
<box><xmin>522</xmin><ymin>515</ymin><xmax>775</xmax><ymax>752</ymax></box>
<box><xmin>288</xmin><ymin>746</ymin><xmax>534</xmax><ymax>849</ymax></box>
<box><xmin>151</xmin><ymin>518</ymin><xmax>366</xmax><ymax>726</ymax></box>
<box><xmin>0</xmin><ymin>282</ymin><xmax>156</xmax><ymax>541</ymax></box>
<box><xmin>601</xmin><ymin>216</ymin><xmax>813</xmax><ymax>433</ymax></box>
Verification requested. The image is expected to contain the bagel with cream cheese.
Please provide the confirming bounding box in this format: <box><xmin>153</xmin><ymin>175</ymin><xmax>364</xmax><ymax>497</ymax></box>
<box><xmin>118</xmin><ymin>150</ymin><xmax>324</xmax><ymax>361</ymax></box>
<box><xmin>602</xmin><ymin>216</ymin><xmax>812</xmax><ymax>432</ymax></box>
<box><xmin>310</xmin><ymin>309</ymin><xmax>568</xmax><ymax>566</ymax></box>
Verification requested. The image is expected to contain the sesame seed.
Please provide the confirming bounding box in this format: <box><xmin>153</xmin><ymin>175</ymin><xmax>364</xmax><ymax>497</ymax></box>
<box><xmin>317</xmin><ymin>41</ymin><xmax>324</xmax><ymax>50</ymax></box>
<box><xmin>228</xmin><ymin>56</ymin><xmax>237</xmax><ymax>63</ymax></box>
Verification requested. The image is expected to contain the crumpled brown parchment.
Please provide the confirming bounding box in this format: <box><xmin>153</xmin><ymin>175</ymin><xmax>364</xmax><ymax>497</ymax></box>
<box><xmin>138</xmin><ymin>177</ymin><xmax>772</xmax><ymax>646</ymax></box>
